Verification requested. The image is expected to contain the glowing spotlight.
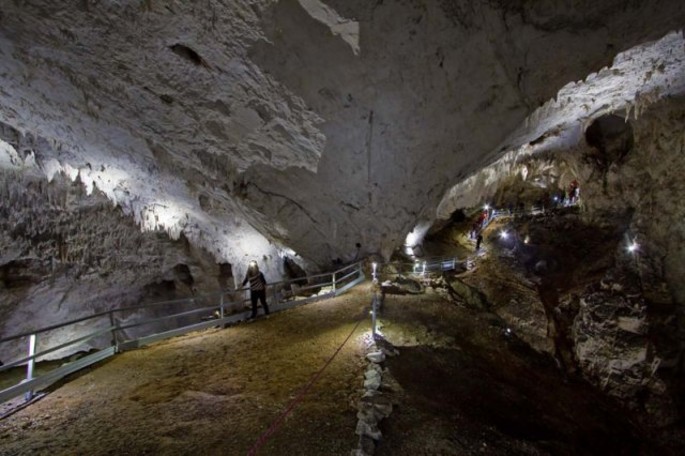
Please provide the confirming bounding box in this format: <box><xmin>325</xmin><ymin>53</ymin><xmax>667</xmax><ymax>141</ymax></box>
<box><xmin>524</xmin><ymin>235</ymin><xmax>530</xmax><ymax>244</ymax></box>
<box><xmin>628</xmin><ymin>242</ymin><xmax>639</xmax><ymax>253</ymax></box>
<box><xmin>500</xmin><ymin>231</ymin><xmax>509</xmax><ymax>239</ymax></box>
<box><xmin>484</xmin><ymin>204</ymin><xmax>490</xmax><ymax>210</ymax></box>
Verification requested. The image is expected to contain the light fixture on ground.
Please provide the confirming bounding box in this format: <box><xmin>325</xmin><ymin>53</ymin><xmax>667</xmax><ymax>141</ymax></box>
<box><xmin>500</xmin><ymin>231</ymin><xmax>509</xmax><ymax>239</ymax></box>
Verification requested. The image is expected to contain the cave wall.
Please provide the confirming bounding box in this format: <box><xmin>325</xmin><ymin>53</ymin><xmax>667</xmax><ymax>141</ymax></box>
<box><xmin>454</xmin><ymin>96</ymin><xmax>685</xmax><ymax>429</ymax></box>
<box><xmin>0</xmin><ymin>168</ymin><xmax>229</xmax><ymax>360</ymax></box>
<box><xmin>576</xmin><ymin>96</ymin><xmax>685</xmax><ymax>383</ymax></box>
<box><xmin>0</xmin><ymin>0</ymin><xmax>317</xmax><ymax>276</ymax></box>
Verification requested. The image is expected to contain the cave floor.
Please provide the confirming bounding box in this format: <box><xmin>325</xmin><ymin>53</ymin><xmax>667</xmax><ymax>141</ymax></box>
<box><xmin>0</xmin><ymin>279</ymin><xmax>652</xmax><ymax>455</ymax></box>
<box><xmin>375</xmin><ymin>292</ymin><xmax>648</xmax><ymax>456</ymax></box>
<box><xmin>0</xmin><ymin>285</ymin><xmax>374</xmax><ymax>456</ymax></box>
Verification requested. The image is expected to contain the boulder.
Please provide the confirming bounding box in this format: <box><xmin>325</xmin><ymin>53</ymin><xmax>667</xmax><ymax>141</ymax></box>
<box><xmin>366</xmin><ymin>351</ymin><xmax>386</xmax><ymax>363</ymax></box>
<box><xmin>445</xmin><ymin>277</ymin><xmax>490</xmax><ymax>310</ymax></box>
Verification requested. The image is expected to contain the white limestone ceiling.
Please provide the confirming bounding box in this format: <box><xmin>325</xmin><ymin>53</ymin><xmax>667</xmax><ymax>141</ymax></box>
<box><xmin>437</xmin><ymin>30</ymin><xmax>685</xmax><ymax>219</ymax></box>
<box><xmin>0</xmin><ymin>0</ymin><xmax>683</xmax><ymax>268</ymax></box>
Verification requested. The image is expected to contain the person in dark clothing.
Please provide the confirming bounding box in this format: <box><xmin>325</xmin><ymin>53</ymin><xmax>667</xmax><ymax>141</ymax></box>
<box><xmin>476</xmin><ymin>234</ymin><xmax>483</xmax><ymax>251</ymax></box>
<box><xmin>242</xmin><ymin>261</ymin><xmax>270</xmax><ymax>318</ymax></box>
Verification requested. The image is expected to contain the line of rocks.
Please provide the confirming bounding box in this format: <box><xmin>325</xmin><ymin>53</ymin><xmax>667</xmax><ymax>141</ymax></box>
<box><xmin>351</xmin><ymin>343</ymin><xmax>399</xmax><ymax>456</ymax></box>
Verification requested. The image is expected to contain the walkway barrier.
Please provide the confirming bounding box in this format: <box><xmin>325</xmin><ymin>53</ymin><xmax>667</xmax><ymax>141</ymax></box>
<box><xmin>0</xmin><ymin>261</ymin><xmax>365</xmax><ymax>405</ymax></box>
<box><xmin>371</xmin><ymin>293</ymin><xmax>380</xmax><ymax>338</ymax></box>
<box><xmin>384</xmin><ymin>255</ymin><xmax>467</xmax><ymax>277</ymax></box>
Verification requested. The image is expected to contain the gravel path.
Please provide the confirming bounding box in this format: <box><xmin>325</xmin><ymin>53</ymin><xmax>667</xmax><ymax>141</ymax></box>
<box><xmin>0</xmin><ymin>285</ymin><xmax>375</xmax><ymax>456</ymax></box>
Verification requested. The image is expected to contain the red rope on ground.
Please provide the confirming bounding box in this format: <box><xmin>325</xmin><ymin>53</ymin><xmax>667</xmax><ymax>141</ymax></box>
<box><xmin>246</xmin><ymin>317</ymin><xmax>365</xmax><ymax>456</ymax></box>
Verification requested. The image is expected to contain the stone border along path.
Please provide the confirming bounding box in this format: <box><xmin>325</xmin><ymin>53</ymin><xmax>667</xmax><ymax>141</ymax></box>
<box><xmin>351</xmin><ymin>337</ymin><xmax>400</xmax><ymax>456</ymax></box>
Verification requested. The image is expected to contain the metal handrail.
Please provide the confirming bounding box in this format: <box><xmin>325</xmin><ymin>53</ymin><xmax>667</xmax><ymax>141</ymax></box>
<box><xmin>0</xmin><ymin>324</ymin><xmax>114</xmax><ymax>373</ymax></box>
<box><xmin>333</xmin><ymin>268</ymin><xmax>360</xmax><ymax>283</ymax></box>
<box><xmin>0</xmin><ymin>310</ymin><xmax>113</xmax><ymax>344</ymax></box>
<box><xmin>0</xmin><ymin>262</ymin><xmax>360</xmax><ymax>344</ymax></box>
<box><xmin>386</xmin><ymin>256</ymin><xmax>465</xmax><ymax>271</ymax></box>
<box><xmin>0</xmin><ymin>261</ymin><xmax>366</xmax><ymax>404</ymax></box>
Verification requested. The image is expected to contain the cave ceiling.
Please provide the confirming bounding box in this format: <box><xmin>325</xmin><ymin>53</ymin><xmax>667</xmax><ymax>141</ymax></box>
<box><xmin>0</xmin><ymin>0</ymin><xmax>684</xmax><ymax>268</ymax></box>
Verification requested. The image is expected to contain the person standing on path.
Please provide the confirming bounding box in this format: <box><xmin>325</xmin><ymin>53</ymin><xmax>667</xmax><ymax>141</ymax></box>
<box><xmin>476</xmin><ymin>234</ymin><xmax>483</xmax><ymax>251</ymax></box>
<box><xmin>242</xmin><ymin>260</ymin><xmax>270</xmax><ymax>318</ymax></box>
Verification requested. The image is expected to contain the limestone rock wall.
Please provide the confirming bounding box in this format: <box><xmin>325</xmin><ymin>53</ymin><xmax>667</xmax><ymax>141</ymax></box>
<box><xmin>0</xmin><ymin>168</ymin><xmax>225</xmax><ymax>361</ymax></box>
<box><xmin>246</xmin><ymin>1</ymin><xmax>685</xmax><ymax>264</ymax></box>
<box><xmin>575</xmin><ymin>97</ymin><xmax>685</xmax><ymax>397</ymax></box>
<box><xmin>1</xmin><ymin>0</ymin><xmax>683</xmax><ymax>272</ymax></box>
<box><xmin>448</xmin><ymin>96</ymin><xmax>685</xmax><ymax>428</ymax></box>
<box><xmin>0</xmin><ymin>0</ymin><xmax>317</xmax><ymax>275</ymax></box>
<box><xmin>437</xmin><ymin>29</ymin><xmax>685</xmax><ymax>219</ymax></box>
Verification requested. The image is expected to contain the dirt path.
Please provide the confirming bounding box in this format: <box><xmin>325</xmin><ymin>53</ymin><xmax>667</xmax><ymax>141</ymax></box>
<box><xmin>0</xmin><ymin>285</ymin><xmax>375</xmax><ymax>456</ymax></box>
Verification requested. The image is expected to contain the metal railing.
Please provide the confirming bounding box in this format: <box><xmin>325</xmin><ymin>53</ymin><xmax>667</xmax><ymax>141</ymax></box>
<box><xmin>370</xmin><ymin>293</ymin><xmax>380</xmax><ymax>338</ymax></box>
<box><xmin>383</xmin><ymin>255</ymin><xmax>469</xmax><ymax>277</ymax></box>
<box><xmin>0</xmin><ymin>261</ymin><xmax>365</xmax><ymax>404</ymax></box>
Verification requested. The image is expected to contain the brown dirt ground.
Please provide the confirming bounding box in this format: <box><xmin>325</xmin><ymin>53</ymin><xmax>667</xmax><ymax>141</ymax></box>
<box><xmin>0</xmin><ymin>284</ymin><xmax>375</xmax><ymax>456</ymax></box>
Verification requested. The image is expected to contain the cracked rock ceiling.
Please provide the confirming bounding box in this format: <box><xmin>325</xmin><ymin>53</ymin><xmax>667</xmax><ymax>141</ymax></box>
<box><xmin>1</xmin><ymin>0</ymin><xmax>684</xmax><ymax>270</ymax></box>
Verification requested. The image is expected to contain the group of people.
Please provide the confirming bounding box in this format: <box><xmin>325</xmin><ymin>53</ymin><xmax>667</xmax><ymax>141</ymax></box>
<box><xmin>469</xmin><ymin>209</ymin><xmax>490</xmax><ymax>241</ymax></box>
<box><xmin>468</xmin><ymin>210</ymin><xmax>487</xmax><ymax>251</ymax></box>
<box><xmin>551</xmin><ymin>180</ymin><xmax>580</xmax><ymax>208</ymax></box>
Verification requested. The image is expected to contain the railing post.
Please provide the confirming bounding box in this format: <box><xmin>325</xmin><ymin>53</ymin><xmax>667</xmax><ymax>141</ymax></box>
<box><xmin>24</xmin><ymin>333</ymin><xmax>36</xmax><ymax>401</ymax></box>
<box><xmin>371</xmin><ymin>294</ymin><xmax>377</xmax><ymax>338</ymax></box>
<box><xmin>219</xmin><ymin>293</ymin><xmax>225</xmax><ymax>320</ymax></box>
<box><xmin>109</xmin><ymin>311</ymin><xmax>119</xmax><ymax>353</ymax></box>
<box><xmin>270</xmin><ymin>284</ymin><xmax>278</xmax><ymax>308</ymax></box>
<box><xmin>332</xmin><ymin>272</ymin><xmax>337</xmax><ymax>293</ymax></box>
